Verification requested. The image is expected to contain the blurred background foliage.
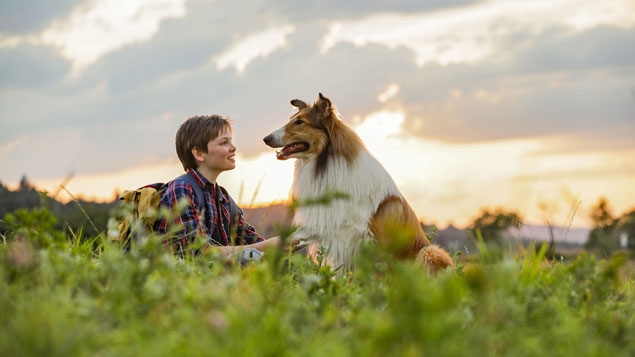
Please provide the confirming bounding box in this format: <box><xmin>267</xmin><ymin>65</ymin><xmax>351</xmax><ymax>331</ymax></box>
<box><xmin>2</xmin><ymin>175</ymin><xmax>635</xmax><ymax>260</ymax></box>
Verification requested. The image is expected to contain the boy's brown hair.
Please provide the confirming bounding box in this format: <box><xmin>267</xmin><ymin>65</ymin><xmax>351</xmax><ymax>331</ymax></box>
<box><xmin>175</xmin><ymin>115</ymin><xmax>232</xmax><ymax>171</ymax></box>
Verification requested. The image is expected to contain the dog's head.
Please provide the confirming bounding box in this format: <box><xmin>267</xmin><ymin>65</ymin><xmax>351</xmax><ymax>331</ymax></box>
<box><xmin>263</xmin><ymin>93</ymin><xmax>335</xmax><ymax>161</ymax></box>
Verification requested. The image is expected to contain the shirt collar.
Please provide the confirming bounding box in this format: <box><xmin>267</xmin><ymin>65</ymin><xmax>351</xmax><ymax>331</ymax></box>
<box><xmin>188</xmin><ymin>168</ymin><xmax>226</xmax><ymax>202</ymax></box>
<box><xmin>187</xmin><ymin>168</ymin><xmax>208</xmax><ymax>188</ymax></box>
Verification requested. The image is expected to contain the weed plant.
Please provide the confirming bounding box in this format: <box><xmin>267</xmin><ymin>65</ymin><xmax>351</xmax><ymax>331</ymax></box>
<box><xmin>1</xmin><ymin>207</ymin><xmax>635</xmax><ymax>356</ymax></box>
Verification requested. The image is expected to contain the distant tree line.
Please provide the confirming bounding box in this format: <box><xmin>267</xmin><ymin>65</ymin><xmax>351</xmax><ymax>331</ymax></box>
<box><xmin>0</xmin><ymin>175</ymin><xmax>118</xmax><ymax>236</ymax></box>
<box><xmin>584</xmin><ymin>197</ymin><xmax>635</xmax><ymax>256</ymax></box>
<box><xmin>464</xmin><ymin>198</ymin><xmax>635</xmax><ymax>258</ymax></box>
<box><xmin>2</xmin><ymin>176</ymin><xmax>634</xmax><ymax>259</ymax></box>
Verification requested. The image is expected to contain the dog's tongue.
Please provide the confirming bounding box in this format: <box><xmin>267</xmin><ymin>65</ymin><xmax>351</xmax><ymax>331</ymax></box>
<box><xmin>276</xmin><ymin>146</ymin><xmax>293</xmax><ymax>160</ymax></box>
<box><xmin>276</xmin><ymin>143</ymin><xmax>305</xmax><ymax>160</ymax></box>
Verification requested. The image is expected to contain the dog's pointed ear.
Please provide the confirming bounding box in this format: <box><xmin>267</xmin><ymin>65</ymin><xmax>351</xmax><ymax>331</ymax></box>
<box><xmin>315</xmin><ymin>92</ymin><xmax>332</xmax><ymax>117</ymax></box>
<box><xmin>290</xmin><ymin>99</ymin><xmax>307</xmax><ymax>110</ymax></box>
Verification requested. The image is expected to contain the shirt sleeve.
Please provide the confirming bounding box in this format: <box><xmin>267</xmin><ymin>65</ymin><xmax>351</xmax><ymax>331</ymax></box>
<box><xmin>234</xmin><ymin>206</ymin><xmax>265</xmax><ymax>245</ymax></box>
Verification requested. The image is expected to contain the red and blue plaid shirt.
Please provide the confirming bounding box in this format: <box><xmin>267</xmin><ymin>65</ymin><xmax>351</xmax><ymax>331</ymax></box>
<box><xmin>155</xmin><ymin>168</ymin><xmax>263</xmax><ymax>254</ymax></box>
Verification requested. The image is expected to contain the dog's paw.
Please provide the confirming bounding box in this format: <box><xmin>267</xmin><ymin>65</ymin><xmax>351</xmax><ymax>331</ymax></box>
<box><xmin>416</xmin><ymin>245</ymin><xmax>454</xmax><ymax>276</ymax></box>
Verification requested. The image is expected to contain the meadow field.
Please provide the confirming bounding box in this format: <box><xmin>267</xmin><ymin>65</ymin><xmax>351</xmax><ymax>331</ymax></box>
<box><xmin>2</xmin><ymin>206</ymin><xmax>635</xmax><ymax>356</ymax></box>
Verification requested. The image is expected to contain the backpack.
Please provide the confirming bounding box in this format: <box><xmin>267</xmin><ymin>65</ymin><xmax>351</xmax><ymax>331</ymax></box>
<box><xmin>108</xmin><ymin>173</ymin><xmax>238</xmax><ymax>249</ymax></box>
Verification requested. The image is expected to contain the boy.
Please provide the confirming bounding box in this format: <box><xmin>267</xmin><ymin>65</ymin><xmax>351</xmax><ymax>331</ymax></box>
<box><xmin>155</xmin><ymin>114</ymin><xmax>284</xmax><ymax>259</ymax></box>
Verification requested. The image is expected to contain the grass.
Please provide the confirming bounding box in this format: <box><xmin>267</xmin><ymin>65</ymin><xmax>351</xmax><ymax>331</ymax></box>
<box><xmin>2</xmin><ymin>207</ymin><xmax>635</xmax><ymax>356</ymax></box>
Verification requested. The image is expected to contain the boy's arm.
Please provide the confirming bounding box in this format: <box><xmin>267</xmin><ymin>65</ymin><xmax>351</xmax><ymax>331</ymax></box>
<box><xmin>204</xmin><ymin>236</ymin><xmax>280</xmax><ymax>256</ymax></box>
<box><xmin>203</xmin><ymin>236</ymin><xmax>301</xmax><ymax>257</ymax></box>
<box><xmin>232</xmin><ymin>206</ymin><xmax>265</xmax><ymax>244</ymax></box>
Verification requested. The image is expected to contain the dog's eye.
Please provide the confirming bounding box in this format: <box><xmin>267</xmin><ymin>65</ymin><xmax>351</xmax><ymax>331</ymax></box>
<box><xmin>294</xmin><ymin>119</ymin><xmax>304</xmax><ymax>125</ymax></box>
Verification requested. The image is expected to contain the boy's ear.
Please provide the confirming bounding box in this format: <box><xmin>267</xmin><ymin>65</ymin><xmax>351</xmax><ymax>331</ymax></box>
<box><xmin>191</xmin><ymin>147</ymin><xmax>205</xmax><ymax>162</ymax></box>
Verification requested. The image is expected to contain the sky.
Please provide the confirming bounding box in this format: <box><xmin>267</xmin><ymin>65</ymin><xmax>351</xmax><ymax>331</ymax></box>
<box><xmin>1</xmin><ymin>0</ymin><xmax>634</xmax><ymax>229</ymax></box>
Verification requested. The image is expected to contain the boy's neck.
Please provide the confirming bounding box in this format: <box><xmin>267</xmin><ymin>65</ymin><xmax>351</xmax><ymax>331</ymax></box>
<box><xmin>195</xmin><ymin>166</ymin><xmax>220</xmax><ymax>184</ymax></box>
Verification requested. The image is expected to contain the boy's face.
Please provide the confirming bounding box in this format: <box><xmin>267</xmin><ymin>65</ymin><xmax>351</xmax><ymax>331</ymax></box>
<box><xmin>198</xmin><ymin>128</ymin><xmax>236</xmax><ymax>174</ymax></box>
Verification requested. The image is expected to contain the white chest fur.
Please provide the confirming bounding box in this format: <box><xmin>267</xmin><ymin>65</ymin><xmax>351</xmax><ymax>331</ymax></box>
<box><xmin>291</xmin><ymin>151</ymin><xmax>402</xmax><ymax>269</ymax></box>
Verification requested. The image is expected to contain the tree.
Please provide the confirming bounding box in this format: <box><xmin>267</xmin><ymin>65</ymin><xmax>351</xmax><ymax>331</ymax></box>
<box><xmin>0</xmin><ymin>177</ymin><xmax>118</xmax><ymax>236</ymax></box>
<box><xmin>469</xmin><ymin>207</ymin><xmax>523</xmax><ymax>245</ymax></box>
<box><xmin>584</xmin><ymin>197</ymin><xmax>620</xmax><ymax>255</ymax></box>
<box><xmin>616</xmin><ymin>209</ymin><xmax>635</xmax><ymax>250</ymax></box>
<box><xmin>589</xmin><ymin>197</ymin><xmax>614</xmax><ymax>230</ymax></box>
<box><xmin>19</xmin><ymin>175</ymin><xmax>32</xmax><ymax>191</ymax></box>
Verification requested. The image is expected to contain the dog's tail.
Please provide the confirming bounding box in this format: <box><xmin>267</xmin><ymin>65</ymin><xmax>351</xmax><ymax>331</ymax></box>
<box><xmin>416</xmin><ymin>245</ymin><xmax>454</xmax><ymax>276</ymax></box>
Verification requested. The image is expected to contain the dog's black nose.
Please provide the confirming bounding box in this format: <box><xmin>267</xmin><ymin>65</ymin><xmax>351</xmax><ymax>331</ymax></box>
<box><xmin>263</xmin><ymin>135</ymin><xmax>272</xmax><ymax>145</ymax></box>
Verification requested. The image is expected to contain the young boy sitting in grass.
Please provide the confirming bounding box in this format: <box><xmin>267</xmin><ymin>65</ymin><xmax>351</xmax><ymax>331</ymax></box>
<box><xmin>155</xmin><ymin>114</ymin><xmax>292</xmax><ymax>262</ymax></box>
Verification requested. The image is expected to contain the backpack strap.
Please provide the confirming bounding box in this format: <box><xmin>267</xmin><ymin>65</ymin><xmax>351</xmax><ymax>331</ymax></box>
<box><xmin>176</xmin><ymin>173</ymin><xmax>205</xmax><ymax>210</ymax></box>
<box><xmin>177</xmin><ymin>172</ymin><xmax>239</xmax><ymax>227</ymax></box>
<box><xmin>218</xmin><ymin>186</ymin><xmax>239</xmax><ymax>227</ymax></box>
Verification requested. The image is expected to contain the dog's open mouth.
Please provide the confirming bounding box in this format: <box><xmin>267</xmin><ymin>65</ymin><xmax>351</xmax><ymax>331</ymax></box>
<box><xmin>276</xmin><ymin>142</ymin><xmax>309</xmax><ymax>160</ymax></box>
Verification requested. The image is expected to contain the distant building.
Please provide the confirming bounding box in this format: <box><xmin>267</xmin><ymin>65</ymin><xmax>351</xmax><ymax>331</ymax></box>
<box><xmin>506</xmin><ymin>224</ymin><xmax>590</xmax><ymax>245</ymax></box>
<box><xmin>434</xmin><ymin>224</ymin><xmax>477</xmax><ymax>254</ymax></box>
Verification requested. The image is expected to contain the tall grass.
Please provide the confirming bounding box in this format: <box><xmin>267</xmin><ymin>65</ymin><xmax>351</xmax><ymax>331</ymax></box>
<box><xmin>2</xmin><ymin>206</ymin><xmax>635</xmax><ymax>356</ymax></box>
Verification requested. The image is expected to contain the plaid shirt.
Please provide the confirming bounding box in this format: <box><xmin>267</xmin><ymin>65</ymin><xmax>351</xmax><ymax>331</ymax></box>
<box><xmin>155</xmin><ymin>168</ymin><xmax>263</xmax><ymax>254</ymax></box>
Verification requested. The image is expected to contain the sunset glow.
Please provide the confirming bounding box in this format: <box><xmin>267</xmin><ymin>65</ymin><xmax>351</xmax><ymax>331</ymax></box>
<box><xmin>2</xmin><ymin>0</ymin><xmax>634</xmax><ymax>230</ymax></box>
<box><xmin>22</xmin><ymin>105</ymin><xmax>635</xmax><ymax>229</ymax></box>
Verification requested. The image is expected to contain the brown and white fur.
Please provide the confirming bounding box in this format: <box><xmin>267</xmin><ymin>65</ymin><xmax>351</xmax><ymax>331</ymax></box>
<box><xmin>263</xmin><ymin>93</ymin><xmax>453</xmax><ymax>275</ymax></box>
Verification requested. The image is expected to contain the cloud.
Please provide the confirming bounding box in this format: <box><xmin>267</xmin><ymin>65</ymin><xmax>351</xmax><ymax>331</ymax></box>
<box><xmin>215</xmin><ymin>25</ymin><xmax>295</xmax><ymax>73</ymax></box>
<box><xmin>0</xmin><ymin>0</ymin><xmax>82</xmax><ymax>34</ymax></box>
<box><xmin>0</xmin><ymin>110</ymin><xmax>183</xmax><ymax>184</ymax></box>
<box><xmin>0</xmin><ymin>43</ymin><xmax>70</xmax><ymax>88</ymax></box>
<box><xmin>399</xmin><ymin>66</ymin><xmax>635</xmax><ymax>144</ymax></box>
<box><xmin>54</xmin><ymin>1</ymin><xmax>303</xmax><ymax>92</ymax></box>
<box><xmin>513</xmin><ymin>26</ymin><xmax>635</xmax><ymax>73</ymax></box>
<box><xmin>0</xmin><ymin>129</ymin><xmax>83</xmax><ymax>183</ymax></box>
<box><xmin>0</xmin><ymin>136</ymin><xmax>28</xmax><ymax>158</ymax></box>
<box><xmin>265</xmin><ymin>0</ymin><xmax>478</xmax><ymax>21</ymax></box>
<box><xmin>1</xmin><ymin>0</ymin><xmax>634</xmax><ymax>228</ymax></box>
<box><xmin>378</xmin><ymin>84</ymin><xmax>399</xmax><ymax>103</ymax></box>
<box><xmin>39</xmin><ymin>0</ymin><xmax>187</xmax><ymax>75</ymax></box>
<box><xmin>0</xmin><ymin>81</ymin><xmax>111</xmax><ymax>144</ymax></box>
<box><xmin>320</xmin><ymin>0</ymin><xmax>635</xmax><ymax>67</ymax></box>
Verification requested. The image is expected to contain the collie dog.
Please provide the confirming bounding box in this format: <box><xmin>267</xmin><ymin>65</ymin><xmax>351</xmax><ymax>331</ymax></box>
<box><xmin>263</xmin><ymin>93</ymin><xmax>453</xmax><ymax>274</ymax></box>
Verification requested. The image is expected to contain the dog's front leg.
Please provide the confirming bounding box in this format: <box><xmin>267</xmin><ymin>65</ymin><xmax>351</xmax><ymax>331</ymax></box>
<box><xmin>287</xmin><ymin>227</ymin><xmax>316</xmax><ymax>254</ymax></box>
